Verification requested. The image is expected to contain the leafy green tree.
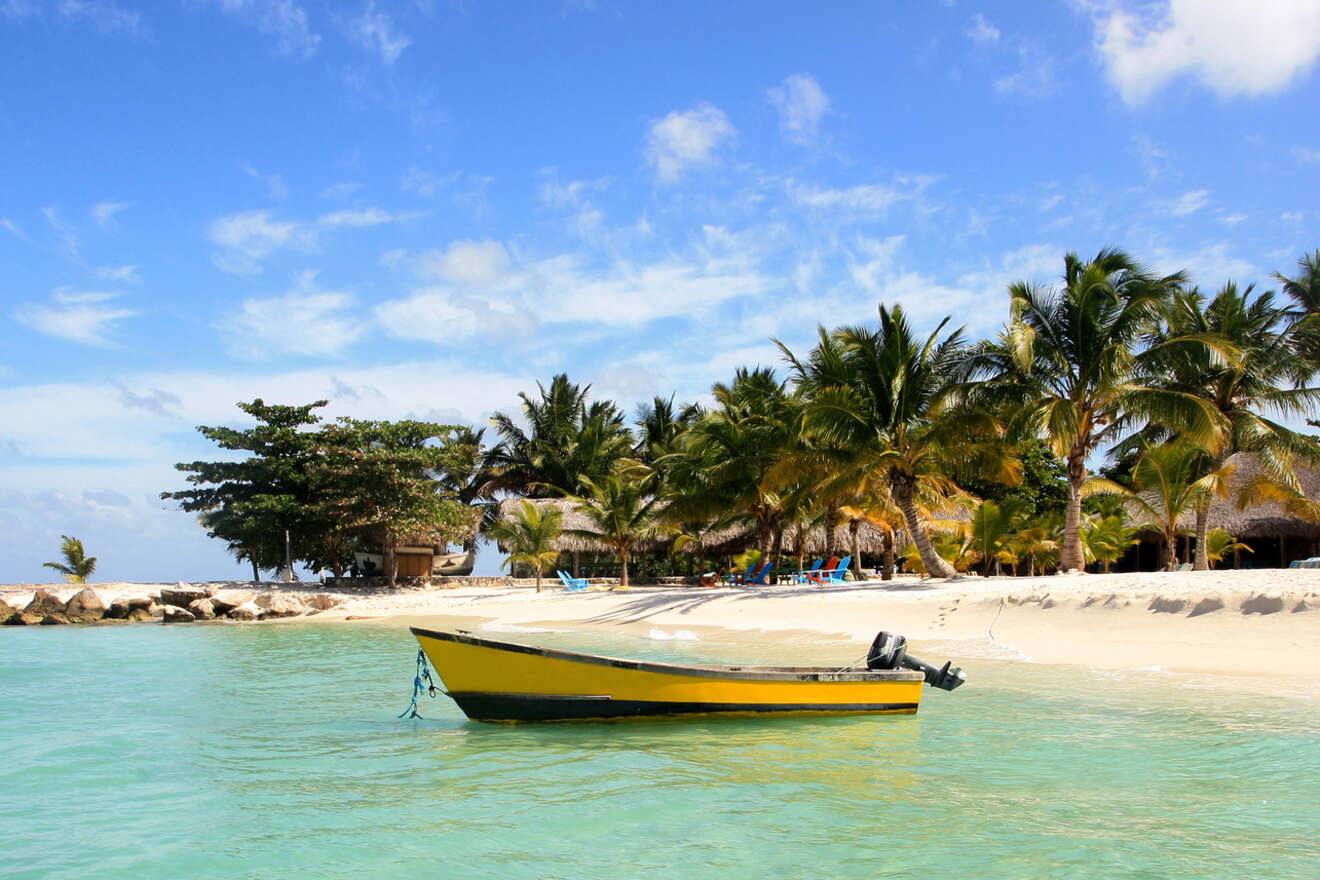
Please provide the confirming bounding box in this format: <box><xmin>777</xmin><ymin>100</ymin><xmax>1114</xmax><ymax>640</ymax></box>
<box><xmin>486</xmin><ymin>374</ymin><xmax>633</xmax><ymax>497</ymax></box>
<box><xmin>1205</xmin><ymin>527</ymin><xmax>1252</xmax><ymax>570</ymax></box>
<box><xmin>1082</xmin><ymin>514</ymin><xmax>1138</xmax><ymax>573</ymax></box>
<box><xmin>788</xmin><ymin>306</ymin><xmax>1006</xmax><ymax>579</ymax></box>
<box><xmin>164</xmin><ymin>399</ymin><xmax>327</xmax><ymax>583</ymax></box>
<box><xmin>967</xmin><ymin>498</ymin><xmax>1027</xmax><ymax>576</ymax></box>
<box><xmin>43</xmin><ymin>535</ymin><xmax>97</xmax><ymax>583</ymax></box>
<box><xmin>1275</xmin><ymin>250</ymin><xmax>1320</xmax><ymax>368</ymax></box>
<box><xmin>1127</xmin><ymin>442</ymin><xmax>1231</xmax><ymax>570</ymax></box>
<box><xmin>488</xmin><ymin>500</ymin><xmax>564</xmax><ymax>592</ymax></box>
<box><xmin>665</xmin><ymin>367</ymin><xmax>798</xmax><ymax>562</ymax></box>
<box><xmin>566</xmin><ymin>470</ymin><xmax>667</xmax><ymax>588</ymax></box>
<box><xmin>1141</xmin><ymin>283</ymin><xmax>1320</xmax><ymax>569</ymax></box>
<box><xmin>964</xmin><ymin>249</ymin><xmax>1223</xmax><ymax>571</ymax></box>
<box><xmin>959</xmin><ymin>440</ymin><xmax>1068</xmax><ymax>518</ymax></box>
<box><xmin>315</xmin><ymin>419</ymin><xmax>478</xmax><ymax>586</ymax></box>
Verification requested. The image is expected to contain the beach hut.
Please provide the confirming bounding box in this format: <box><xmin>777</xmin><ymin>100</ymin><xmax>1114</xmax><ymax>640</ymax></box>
<box><xmin>1125</xmin><ymin>452</ymin><xmax>1320</xmax><ymax>569</ymax></box>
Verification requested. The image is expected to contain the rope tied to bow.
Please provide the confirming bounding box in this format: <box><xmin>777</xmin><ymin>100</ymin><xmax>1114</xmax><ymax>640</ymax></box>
<box><xmin>399</xmin><ymin>648</ymin><xmax>440</xmax><ymax>719</ymax></box>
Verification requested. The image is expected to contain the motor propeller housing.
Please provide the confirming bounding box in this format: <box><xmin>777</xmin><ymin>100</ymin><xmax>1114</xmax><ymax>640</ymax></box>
<box><xmin>865</xmin><ymin>630</ymin><xmax>966</xmax><ymax>691</ymax></box>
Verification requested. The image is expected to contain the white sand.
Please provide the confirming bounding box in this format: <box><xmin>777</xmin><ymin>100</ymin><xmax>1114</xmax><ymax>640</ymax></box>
<box><xmin>6</xmin><ymin>569</ymin><xmax>1319</xmax><ymax>686</ymax></box>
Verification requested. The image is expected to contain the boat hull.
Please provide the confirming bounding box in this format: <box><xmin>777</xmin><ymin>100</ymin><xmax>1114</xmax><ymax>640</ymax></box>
<box><xmin>411</xmin><ymin>628</ymin><xmax>925</xmax><ymax>723</ymax></box>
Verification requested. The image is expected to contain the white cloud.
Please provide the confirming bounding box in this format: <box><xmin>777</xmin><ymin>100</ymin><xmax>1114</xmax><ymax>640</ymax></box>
<box><xmin>349</xmin><ymin>0</ymin><xmax>410</xmax><ymax>64</ymax></box>
<box><xmin>57</xmin><ymin>0</ymin><xmax>143</xmax><ymax>35</ymax></box>
<box><xmin>42</xmin><ymin>206</ymin><xmax>79</xmax><ymax>258</ymax></box>
<box><xmin>1293</xmin><ymin>146</ymin><xmax>1320</xmax><ymax>163</ymax></box>
<box><xmin>217</xmin><ymin>271</ymin><xmax>364</xmax><ymax>358</ymax></box>
<box><xmin>0</xmin><ymin>218</ymin><xmax>28</xmax><ymax>240</ymax></box>
<box><xmin>1149</xmin><ymin>242</ymin><xmax>1256</xmax><ymax>286</ymax></box>
<box><xmin>994</xmin><ymin>47</ymin><xmax>1057</xmax><ymax>97</ymax></box>
<box><xmin>1219</xmin><ymin>212</ymin><xmax>1247</xmax><ymax>226</ymax></box>
<box><xmin>401</xmin><ymin>166</ymin><xmax>459</xmax><ymax>197</ymax></box>
<box><xmin>788</xmin><ymin>175</ymin><xmax>937</xmax><ymax>216</ymax></box>
<box><xmin>966</xmin><ymin>13</ymin><xmax>1000</xmax><ymax>43</ymax></box>
<box><xmin>1165</xmin><ymin>188</ymin><xmax>1210</xmax><ymax>216</ymax></box>
<box><xmin>1130</xmin><ymin>133</ymin><xmax>1171</xmax><ymax>179</ymax></box>
<box><xmin>767</xmin><ymin>73</ymin><xmax>830</xmax><ymax>146</ymax></box>
<box><xmin>374</xmin><ymin>287</ymin><xmax>529</xmax><ymax>340</ymax></box>
<box><xmin>242</xmin><ymin>164</ymin><xmax>288</xmax><ymax>200</ymax></box>
<box><xmin>1093</xmin><ymin>0</ymin><xmax>1320</xmax><ymax>105</ymax></box>
<box><xmin>208</xmin><ymin>210</ymin><xmax>315</xmax><ymax>275</ymax></box>
<box><xmin>415</xmin><ymin>239</ymin><xmax>511</xmax><ymax>284</ymax></box>
<box><xmin>90</xmin><ymin>200</ymin><xmax>130</xmax><ymax>227</ymax></box>
<box><xmin>320</xmin><ymin>181</ymin><xmax>362</xmax><ymax>199</ymax></box>
<box><xmin>645</xmin><ymin>104</ymin><xmax>735</xmax><ymax>182</ymax></box>
<box><xmin>317</xmin><ymin>206</ymin><xmax>415</xmax><ymax>228</ymax></box>
<box><xmin>12</xmin><ymin>288</ymin><xmax>135</xmax><ymax>346</ymax></box>
<box><xmin>96</xmin><ymin>265</ymin><xmax>141</xmax><ymax>284</ymax></box>
<box><xmin>214</xmin><ymin>0</ymin><xmax>320</xmax><ymax>58</ymax></box>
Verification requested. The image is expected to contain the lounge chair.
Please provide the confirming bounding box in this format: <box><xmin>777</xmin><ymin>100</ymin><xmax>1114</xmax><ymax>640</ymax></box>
<box><xmin>807</xmin><ymin>557</ymin><xmax>841</xmax><ymax>584</ymax></box>
<box><xmin>556</xmin><ymin>570</ymin><xmax>589</xmax><ymax>592</ymax></box>
<box><xmin>746</xmin><ymin>562</ymin><xmax>775</xmax><ymax>585</ymax></box>
<box><xmin>793</xmin><ymin>558</ymin><xmax>824</xmax><ymax>584</ymax></box>
<box><xmin>1301</xmin><ymin>557</ymin><xmax>1320</xmax><ymax>569</ymax></box>
<box><xmin>818</xmin><ymin>556</ymin><xmax>852</xmax><ymax>585</ymax></box>
<box><xmin>725</xmin><ymin>562</ymin><xmax>758</xmax><ymax>586</ymax></box>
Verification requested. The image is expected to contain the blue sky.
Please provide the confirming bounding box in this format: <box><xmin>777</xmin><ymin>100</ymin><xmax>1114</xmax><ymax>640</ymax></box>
<box><xmin>2</xmin><ymin>0</ymin><xmax>1319</xmax><ymax>582</ymax></box>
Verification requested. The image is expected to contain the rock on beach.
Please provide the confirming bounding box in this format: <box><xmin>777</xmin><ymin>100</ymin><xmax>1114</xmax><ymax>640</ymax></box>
<box><xmin>159</xmin><ymin>582</ymin><xmax>216</xmax><ymax>607</ymax></box>
<box><xmin>63</xmin><ymin>588</ymin><xmax>106</xmax><ymax>623</ymax></box>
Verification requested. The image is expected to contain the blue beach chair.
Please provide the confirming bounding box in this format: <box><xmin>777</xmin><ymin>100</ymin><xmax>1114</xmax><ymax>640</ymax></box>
<box><xmin>793</xmin><ymin>558</ymin><xmax>823</xmax><ymax>584</ymax></box>
<box><xmin>725</xmin><ymin>562</ymin><xmax>758</xmax><ymax>586</ymax></box>
<box><xmin>556</xmin><ymin>570</ymin><xmax>589</xmax><ymax>591</ymax></box>
<box><xmin>819</xmin><ymin>556</ymin><xmax>852</xmax><ymax>585</ymax></box>
<box><xmin>746</xmin><ymin>562</ymin><xmax>775</xmax><ymax>585</ymax></box>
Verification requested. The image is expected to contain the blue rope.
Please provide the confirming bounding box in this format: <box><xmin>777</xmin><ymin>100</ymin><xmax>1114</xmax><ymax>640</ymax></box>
<box><xmin>399</xmin><ymin>648</ymin><xmax>439</xmax><ymax>719</ymax></box>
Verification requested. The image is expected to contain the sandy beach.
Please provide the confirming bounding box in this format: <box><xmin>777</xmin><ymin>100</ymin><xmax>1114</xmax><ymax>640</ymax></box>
<box><xmin>7</xmin><ymin>569</ymin><xmax>1319</xmax><ymax>687</ymax></box>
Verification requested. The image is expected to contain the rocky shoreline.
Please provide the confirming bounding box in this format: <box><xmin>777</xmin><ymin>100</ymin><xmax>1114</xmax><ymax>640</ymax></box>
<box><xmin>0</xmin><ymin>582</ymin><xmax>345</xmax><ymax>626</ymax></box>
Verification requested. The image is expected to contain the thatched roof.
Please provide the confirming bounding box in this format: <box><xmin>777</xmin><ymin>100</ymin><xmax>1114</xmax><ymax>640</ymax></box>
<box><xmin>494</xmin><ymin>497</ymin><xmax>902</xmax><ymax>556</ymax></box>
<box><xmin>1129</xmin><ymin>452</ymin><xmax>1320</xmax><ymax>540</ymax></box>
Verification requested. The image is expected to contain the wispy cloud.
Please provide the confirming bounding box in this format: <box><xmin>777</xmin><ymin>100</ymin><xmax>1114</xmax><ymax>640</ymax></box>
<box><xmin>56</xmin><ymin>0</ymin><xmax>144</xmax><ymax>35</ymax></box>
<box><xmin>1165</xmin><ymin>188</ymin><xmax>1210</xmax><ymax>216</ymax></box>
<box><xmin>767</xmin><ymin>73</ymin><xmax>830</xmax><ymax>147</ymax></box>
<box><xmin>966</xmin><ymin>12</ymin><xmax>1000</xmax><ymax>43</ymax></box>
<box><xmin>348</xmin><ymin>0</ymin><xmax>410</xmax><ymax>64</ymax></box>
<box><xmin>645</xmin><ymin>104</ymin><xmax>735</xmax><ymax>183</ymax></box>
<box><xmin>208</xmin><ymin>210</ymin><xmax>316</xmax><ymax>275</ymax></box>
<box><xmin>90</xmin><ymin>200</ymin><xmax>130</xmax><ymax>228</ymax></box>
<box><xmin>242</xmin><ymin>164</ymin><xmax>288</xmax><ymax>200</ymax></box>
<box><xmin>1131</xmin><ymin>133</ymin><xmax>1171</xmax><ymax>179</ymax></box>
<box><xmin>1293</xmin><ymin>146</ymin><xmax>1320</xmax><ymax>164</ymax></box>
<box><xmin>112</xmin><ymin>382</ymin><xmax>182</xmax><ymax>417</ymax></box>
<box><xmin>217</xmin><ymin>270</ymin><xmax>364</xmax><ymax>358</ymax></box>
<box><xmin>320</xmin><ymin>181</ymin><xmax>363</xmax><ymax>199</ymax></box>
<box><xmin>401</xmin><ymin>166</ymin><xmax>459</xmax><ymax>197</ymax></box>
<box><xmin>12</xmin><ymin>288</ymin><xmax>135</xmax><ymax>346</ymax></box>
<box><xmin>211</xmin><ymin>0</ymin><xmax>320</xmax><ymax>58</ymax></box>
<box><xmin>415</xmin><ymin>239</ymin><xmax>511</xmax><ymax>283</ymax></box>
<box><xmin>95</xmin><ymin>264</ymin><xmax>140</xmax><ymax>284</ymax></box>
<box><xmin>1091</xmin><ymin>0</ymin><xmax>1320</xmax><ymax>105</ymax></box>
<box><xmin>42</xmin><ymin>206</ymin><xmax>79</xmax><ymax>258</ymax></box>
<box><xmin>994</xmin><ymin>45</ymin><xmax>1057</xmax><ymax>97</ymax></box>
<box><xmin>316</xmin><ymin>206</ymin><xmax>420</xmax><ymax>228</ymax></box>
<box><xmin>0</xmin><ymin>218</ymin><xmax>28</xmax><ymax>241</ymax></box>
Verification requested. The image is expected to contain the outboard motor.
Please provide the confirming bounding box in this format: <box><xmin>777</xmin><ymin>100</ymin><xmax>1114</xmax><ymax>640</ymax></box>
<box><xmin>866</xmin><ymin>630</ymin><xmax>967</xmax><ymax>692</ymax></box>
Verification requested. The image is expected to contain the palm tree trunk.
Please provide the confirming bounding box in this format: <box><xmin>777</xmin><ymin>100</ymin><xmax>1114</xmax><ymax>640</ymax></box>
<box><xmin>881</xmin><ymin>533</ymin><xmax>895</xmax><ymax>581</ymax></box>
<box><xmin>849</xmin><ymin>519</ymin><xmax>862</xmax><ymax>579</ymax></box>
<box><xmin>385</xmin><ymin>533</ymin><xmax>398</xmax><ymax>587</ymax></box>
<box><xmin>249</xmin><ymin>554</ymin><xmax>261</xmax><ymax>586</ymax></box>
<box><xmin>620</xmin><ymin>549</ymin><xmax>630</xmax><ymax>587</ymax></box>
<box><xmin>824</xmin><ymin>504</ymin><xmax>838</xmax><ymax>557</ymax></box>
<box><xmin>1061</xmin><ymin>452</ymin><xmax>1087</xmax><ymax>571</ymax></box>
<box><xmin>1167</xmin><ymin>532</ymin><xmax>1177</xmax><ymax>571</ymax></box>
<box><xmin>771</xmin><ymin>526</ymin><xmax>784</xmax><ymax>585</ymax></box>
<box><xmin>535</xmin><ymin>565</ymin><xmax>543</xmax><ymax>592</ymax></box>
<box><xmin>891</xmin><ymin>470</ymin><xmax>956</xmax><ymax>578</ymax></box>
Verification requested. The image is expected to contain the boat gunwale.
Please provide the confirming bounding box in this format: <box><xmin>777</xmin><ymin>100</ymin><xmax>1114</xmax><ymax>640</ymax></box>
<box><xmin>409</xmin><ymin>626</ymin><xmax>924</xmax><ymax>683</ymax></box>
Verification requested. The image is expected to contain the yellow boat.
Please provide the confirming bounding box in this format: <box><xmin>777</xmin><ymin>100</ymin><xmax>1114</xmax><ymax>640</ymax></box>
<box><xmin>410</xmin><ymin>627</ymin><xmax>965</xmax><ymax>723</ymax></box>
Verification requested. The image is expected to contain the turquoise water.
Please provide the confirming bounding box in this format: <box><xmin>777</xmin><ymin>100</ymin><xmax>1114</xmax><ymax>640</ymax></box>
<box><xmin>2</xmin><ymin>622</ymin><xmax>1317</xmax><ymax>879</ymax></box>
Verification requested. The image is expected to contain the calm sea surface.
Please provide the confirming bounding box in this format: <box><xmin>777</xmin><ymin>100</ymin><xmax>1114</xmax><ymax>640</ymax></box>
<box><xmin>1</xmin><ymin>620</ymin><xmax>1317</xmax><ymax>879</ymax></box>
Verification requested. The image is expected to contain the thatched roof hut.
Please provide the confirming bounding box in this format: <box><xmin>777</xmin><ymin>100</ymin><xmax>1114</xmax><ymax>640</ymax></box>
<box><xmin>1126</xmin><ymin>452</ymin><xmax>1320</xmax><ymax>540</ymax></box>
<box><xmin>494</xmin><ymin>497</ymin><xmax>902</xmax><ymax>558</ymax></box>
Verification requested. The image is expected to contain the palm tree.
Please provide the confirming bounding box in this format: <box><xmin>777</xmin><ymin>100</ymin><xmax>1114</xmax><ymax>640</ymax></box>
<box><xmin>566</xmin><ymin>471</ymin><xmax>667</xmax><ymax>588</ymax></box>
<box><xmin>486</xmin><ymin>374</ymin><xmax>633</xmax><ymax>498</ymax></box>
<box><xmin>1275</xmin><ymin>250</ymin><xmax>1320</xmax><ymax>368</ymax></box>
<box><xmin>964</xmin><ymin>248</ymin><xmax>1223</xmax><ymax>571</ymax></box>
<box><xmin>787</xmin><ymin>306</ymin><xmax>1006</xmax><ymax>579</ymax></box>
<box><xmin>967</xmin><ymin>498</ymin><xmax>1027</xmax><ymax>576</ymax></box>
<box><xmin>1204</xmin><ymin>527</ymin><xmax>1252</xmax><ymax>570</ymax></box>
<box><xmin>664</xmin><ymin>367</ymin><xmax>798</xmax><ymax>562</ymax></box>
<box><xmin>43</xmin><ymin>535</ymin><xmax>97</xmax><ymax>584</ymax></box>
<box><xmin>1082</xmin><ymin>514</ymin><xmax>1138</xmax><ymax>573</ymax></box>
<box><xmin>1141</xmin><ymin>283</ymin><xmax>1320</xmax><ymax>569</ymax></box>
<box><xmin>1127</xmin><ymin>442</ymin><xmax>1232</xmax><ymax>570</ymax></box>
<box><xmin>487</xmin><ymin>501</ymin><xmax>564</xmax><ymax>592</ymax></box>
